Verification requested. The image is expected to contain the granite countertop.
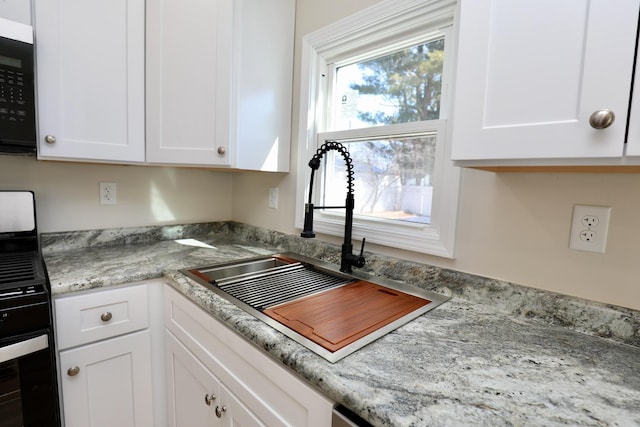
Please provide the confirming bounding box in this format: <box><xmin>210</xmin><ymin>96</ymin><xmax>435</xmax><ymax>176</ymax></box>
<box><xmin>42</xmin><ymin>222</ymin><xmax>640</xmax><ymax>427</ymax></box>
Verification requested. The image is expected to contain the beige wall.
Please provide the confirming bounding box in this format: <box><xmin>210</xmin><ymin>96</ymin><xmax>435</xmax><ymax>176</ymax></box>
<box><xmin>453</xmin><ymin>171</ymin><xmax>640</xmax><ymax>309</ymax></box>
<box><xmin>0</xmin><ymin>156</ymin><xmax>233</xmax><ymax>232</ymax></box>
<box><xmin>232</xmin><ymin>0</ymin><xmax>640</xmax><ymax>310</ymax></box>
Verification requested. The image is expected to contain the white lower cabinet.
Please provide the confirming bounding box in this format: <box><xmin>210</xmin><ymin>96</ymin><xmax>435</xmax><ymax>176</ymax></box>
<box><xmin>219</xmin><ymin>382</ymin><xmax>267</xmax><ymax>427</ymax></box>
<box><xmin>58</xmin><ymin>330</ymin><xmax>153</xmax><ymax>427</ymax></box>
<box><xmin>166</xmin><ymin>330</ymin><xmax>272</xmax><ymax>426</ymax></box>
<box><xmin>54</xmin><ymin>281</ymin><xmax>165</xmax><ymax>427</ymax></box>
<box><xmin>166</xmin><ymin>330</ymin><xmax>219</xmax><ymax>426</ymax></box>
<box><xmin>55</xmin><ymin>281</ymin><xmax>333</xmax><ymax>426</ymax></box>
<box><xmin>164</xmin><ymin>285</ymin><xmax>334</xmax><ymax>427</ymax></box>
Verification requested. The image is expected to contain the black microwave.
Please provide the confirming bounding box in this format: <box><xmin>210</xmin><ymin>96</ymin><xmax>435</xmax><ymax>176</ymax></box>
<box><xmin>0</xmin><ymin>18</ymin><xmax>36</xmax><ymax>154</ymax></box>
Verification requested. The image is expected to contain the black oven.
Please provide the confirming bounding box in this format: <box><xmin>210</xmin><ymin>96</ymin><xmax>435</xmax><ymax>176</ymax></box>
<box><xmin>0</xmin><ymin>191</ymin><xmax>60</xmax><ymax>426</ymax></box>
<box><xmin>0</xmin><ymin>331</ymin><xmax>58</xmax><ymax>426</ymax></box>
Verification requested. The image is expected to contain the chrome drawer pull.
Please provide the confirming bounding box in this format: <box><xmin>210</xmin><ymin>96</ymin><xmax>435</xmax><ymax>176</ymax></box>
<box><xmin>100</xmin><ymin>312</ymin><xmax>113</xmax><ymax>322</ymax></box>
<box><xmin>204</xmin><ymin>394</ymin><xmax>216</xmax><ymax>406</ymax></box>
<box><xmin>215</xmin><ymin>405</ymin><xmax>227</xmax><ymax>418</ymax></box>
<box><xmin>67</xmin><ymin>366</ymin><xmax>80</xmax><ymax>376</ymax></box>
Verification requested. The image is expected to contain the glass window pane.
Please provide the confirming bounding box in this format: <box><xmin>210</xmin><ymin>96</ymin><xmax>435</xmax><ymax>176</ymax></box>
<box><xmin>322</xmin><ymin>134</ymin><xmax>436</xmax><ymax>225</ymax></box>
<box><xmin>333</xmin><ymin>38</ymin><xmax>445</xmax><ymax>131</ymax></box>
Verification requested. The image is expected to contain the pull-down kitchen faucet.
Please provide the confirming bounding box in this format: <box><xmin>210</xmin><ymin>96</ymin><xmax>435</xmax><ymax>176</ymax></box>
<box><xmin>301</xmin><ymin>140</ymin><xmax>365</xmax><ymax>274</ymax></box>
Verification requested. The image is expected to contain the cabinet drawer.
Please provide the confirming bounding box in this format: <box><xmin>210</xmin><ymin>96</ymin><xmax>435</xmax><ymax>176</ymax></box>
<box><xmin>55</xmin><ymin>284</ymin><xmax>149</xmax><ymax>350</ymax></box>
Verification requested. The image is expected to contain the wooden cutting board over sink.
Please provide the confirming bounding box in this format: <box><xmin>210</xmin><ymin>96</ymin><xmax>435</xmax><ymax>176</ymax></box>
<box><xmin>263</xmin><ymin>280</ymin><xmax>430</xmax><ymax>353</ymax></box>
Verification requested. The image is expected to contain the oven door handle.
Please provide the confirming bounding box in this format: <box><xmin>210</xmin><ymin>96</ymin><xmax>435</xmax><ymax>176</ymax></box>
<box><xmin>0</xmin><ymin>334</ymin><xmax>49</xmax><ymax>363</ymax></box>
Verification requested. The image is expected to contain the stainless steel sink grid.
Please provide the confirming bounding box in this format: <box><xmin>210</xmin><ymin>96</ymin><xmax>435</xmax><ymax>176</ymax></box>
<box><xmin>181</xmin><ymin>253</ymin><xmax>450</xmax><ymax>363</ymax></box>
<box><xmin>214</xmin><ymin>262</ymin><xmax>355</xmax><ymax>310</ymax></box>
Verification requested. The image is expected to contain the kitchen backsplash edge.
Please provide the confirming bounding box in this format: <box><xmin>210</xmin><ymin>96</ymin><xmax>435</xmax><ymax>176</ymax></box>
<box><xmin>40</xmin><ymin>221</ymin><xmax>639</xmax><ymax>347</ymax></box>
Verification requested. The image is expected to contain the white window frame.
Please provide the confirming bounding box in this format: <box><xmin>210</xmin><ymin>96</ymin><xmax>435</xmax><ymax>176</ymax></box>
<box><xmin>295</xmin><ymin>0</ymin><xmax>460</xmax><ymax>258</ymax></box>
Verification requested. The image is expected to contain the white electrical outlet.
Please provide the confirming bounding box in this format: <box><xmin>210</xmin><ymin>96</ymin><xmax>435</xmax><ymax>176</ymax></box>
<box><xmin>569</xmin><ymin>205</ymin><xmax>611</xmax><ymax>253</ymax></box>
<box><xmin>268</xmin><ymin>187</ymin><xmax>278</xmax><ymax>209</ymax></box>
<box><xmin>100</xmin><ymin>182</ymin><xmax>117</xmax><ymax>205</ymax></box>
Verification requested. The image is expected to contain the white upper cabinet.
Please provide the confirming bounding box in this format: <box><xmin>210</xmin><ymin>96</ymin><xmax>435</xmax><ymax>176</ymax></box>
<box><xmin>146</xmin><ymin>0</ymin><xmax>295</xmax><ymax>171</ymax></box>
<box><xmin>451</xmin><ymin>0</ymin><xmax>640</xmax><ymax>165</ymax></box>
<box><xmin>34</xmin><ymin>0</ymin><xmax>145</xmax><ymax>163</ymax></box>
<box><xmin>146</xmin><ymin>0</ymin><xmax>232</xmax><ymax>167</ymax></box>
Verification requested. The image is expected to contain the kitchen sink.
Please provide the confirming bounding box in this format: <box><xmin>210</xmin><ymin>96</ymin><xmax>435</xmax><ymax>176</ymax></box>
<box><xmin>181</xmin><ymin>253</ymin><xmax>449</xmax><ymax>362</ymax></box>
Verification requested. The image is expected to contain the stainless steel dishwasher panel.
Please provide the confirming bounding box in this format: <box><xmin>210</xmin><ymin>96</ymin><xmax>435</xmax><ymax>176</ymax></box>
<box><xmin>332</xmin><ymin>404</ymin><xmax>372</xmax><ymax>426</ymax></box>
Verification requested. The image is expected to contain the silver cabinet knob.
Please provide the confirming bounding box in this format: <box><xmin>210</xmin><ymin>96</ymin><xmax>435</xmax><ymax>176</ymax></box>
<box><xmin>215</xmin><ymin>405</ymin><xmax>227</xmax><ymax>418</ymax></box>
<box><xmin>204</xmin><ymin>394</ymin><xmax>216</xmax><ymax>406</ymax></box>
<box><xmin>217</xmin><ymin>146</ymin><xmax>226</xmax><ymax>155</ymax></box>
<box><xmin>589</xmin><ymin>109</ymin><xmax>615</xmax><ymax>129</ymax></box>
<box><xmin>100</xmin><ymin>312</ymin><xmax>112</xmax><ymax>322</ymax></box>
<box><xmin>67</xmin><ymin>366</ymin><xmax>80</xmax><ymax>376</ymax></box>
<box><xmin>44</xmin><ymin>135</ymin><xmax>56</xmax><ymax>144</ymax></box>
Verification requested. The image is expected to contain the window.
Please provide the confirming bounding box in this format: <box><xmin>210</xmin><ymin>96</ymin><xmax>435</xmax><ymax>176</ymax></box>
<box><xmin>296</xmin><ymin>0</ymin><xmax>460</xmax><ymax>257</ymax></box>
<box><xmin>332</xmin><ymin>38</ymin><xmax>444</xmax><ymax>131</ymax></box>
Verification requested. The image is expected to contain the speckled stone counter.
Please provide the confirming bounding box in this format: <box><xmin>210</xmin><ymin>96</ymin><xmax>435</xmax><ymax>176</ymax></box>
<box><xmin>42</xmin><ymin>222</ymin><xmax>640</xmax><ymax>427</ymax></box>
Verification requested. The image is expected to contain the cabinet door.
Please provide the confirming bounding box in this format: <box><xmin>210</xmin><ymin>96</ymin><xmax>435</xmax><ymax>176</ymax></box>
<box><xmin>34</xmin><ymin>0</ymin><xmax>145</xmax><ymax>162</ymax></box>
<box><xmin>219</xmin><ymin>382</ymin><xmax>268</xmax><ymax>427</ymax></box>
<box><xmin>232</xmin><ymin>0</ymin><xmax>294</xmax><ymax>172</ymax></box>
<box><xmin>166</xmin><ymin>330</ymin><xmax>219</xmax><ymax>427</ymax></box>
<box><xmin>146</xmin><ymin>0</ymin><xmax>232</xmax><ymax>166</ymax></box>
<box><xmin>59</xmin><ymin>330</ymin><xmax>153</xmax><ymax>427</ymax></box>
<box><xmin>146</xmin><ymin>0</ymin><xmax>294</xmax><ymax>170</ymax></box>
<box><xmin>451</xmin><ymin>0</ymin><xmax>639</xmax><ymax>162</ymax></box>
<box><xmin>165</xmin><ymin>286</ymin><xmax>334</xmax><ymax>427</ymax></box>
<box><xmin>166</xmin><ymin>329</ymin><xmax>284</xmax><ymax>427</ymax></box>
